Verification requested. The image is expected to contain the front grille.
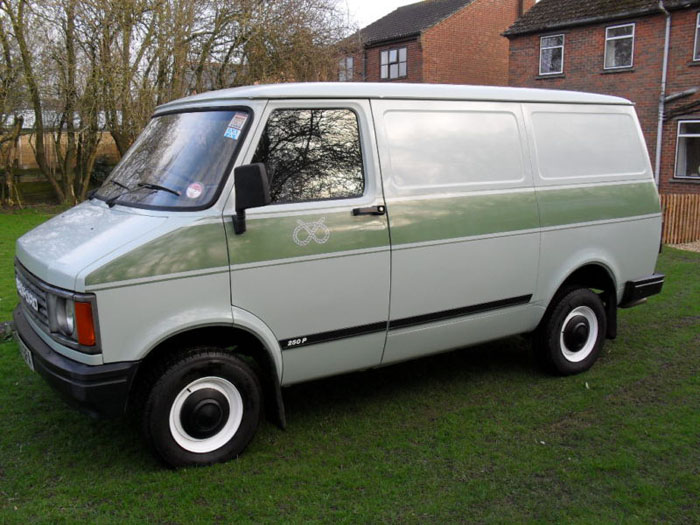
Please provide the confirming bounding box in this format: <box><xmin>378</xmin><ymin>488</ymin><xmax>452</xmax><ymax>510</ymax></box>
<box><xmin>15</xmin><ymin>263</ymin><xmax>50</xmax><ymax>332</ymax></box>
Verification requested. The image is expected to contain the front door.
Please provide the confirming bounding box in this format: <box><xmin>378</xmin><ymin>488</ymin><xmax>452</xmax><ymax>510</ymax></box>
<box><xmin>225</xmin><ymin>100</ymin><xmax>391</xmax><ymax>385</ymax></box>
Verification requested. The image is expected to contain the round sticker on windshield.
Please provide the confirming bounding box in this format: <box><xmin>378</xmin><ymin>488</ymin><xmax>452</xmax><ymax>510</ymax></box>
<box><xmin>186</xmin><ymin>183</ymin><xmax>203</xmax><ymax>199</ymax></box>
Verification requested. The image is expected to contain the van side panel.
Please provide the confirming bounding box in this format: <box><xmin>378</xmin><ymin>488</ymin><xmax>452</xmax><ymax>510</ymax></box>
<box><xmin>372</xmin><ymin>100</ymin><xmax>542</xmax><ymax>364</ymax></box>
<box><xmin>522</xmin><ymin>103</ymin><xmax>662</xmax><ymax>306</ymax></box>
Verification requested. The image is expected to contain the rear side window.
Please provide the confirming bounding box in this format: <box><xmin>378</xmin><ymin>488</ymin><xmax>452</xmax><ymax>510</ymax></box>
<box><xmin>252</xmin><ymin>109</ymin><xmax>364</xmax><ymax>203</ymax></box>
<box><xmin>531</xmin><ymin>111</ymin><xmax>646</xmax><ymax>180</ymax></box>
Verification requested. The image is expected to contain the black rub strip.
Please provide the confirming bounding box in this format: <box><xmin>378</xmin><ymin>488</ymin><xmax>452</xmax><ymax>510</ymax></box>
<box><xmin>388</xmin><ymin>294</ymin><xmax>532</xmax><ymax>330</ymax></box>
<box><xmin>280</xmin><ymin>321</ymin><xmax>387</xmax><ymax>350</ymax></box>
<box><xmin>280</xmin><ymin>294</ymin><xmax>532</xmax><ymax>350</ymax></box>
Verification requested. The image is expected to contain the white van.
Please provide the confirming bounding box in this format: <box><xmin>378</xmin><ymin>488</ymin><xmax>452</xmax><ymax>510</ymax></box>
<box><xmin>12</xmin><ymin>83</ymin><xmax>664</xmax><ymax>467</ymax></box>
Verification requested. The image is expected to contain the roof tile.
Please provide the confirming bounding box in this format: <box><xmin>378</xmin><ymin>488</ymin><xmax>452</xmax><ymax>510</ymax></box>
<box><xmin>505</xmin><ymin>0</ymin><xmax>700</xmax><ymax>37</ymax></box>
<box><xmin>359</xmin><ymin>0</ymin><xmax>475</xmax><ymax>46</ymax></box>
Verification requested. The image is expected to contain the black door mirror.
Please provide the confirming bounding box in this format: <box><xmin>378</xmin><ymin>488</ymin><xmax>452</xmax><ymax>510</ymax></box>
<box><xmin>233</xmin><ymin>163</ymin><xmax>271</xmax><ymax>234</ymax></box>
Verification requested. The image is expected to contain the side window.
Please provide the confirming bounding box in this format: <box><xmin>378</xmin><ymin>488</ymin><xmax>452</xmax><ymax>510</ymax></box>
<box><xmin>338</xmin><ymin>57</ymin><xmax>354</xmax><ymax>81</ymax></box>
<box><xmin>694</xmin><ymin>13</ymin><xmax>700</xmax><ymax>61</ymax></box>
<box><xmin>675</xmin><ymin>121</ymin><xmax>700</xmax><ymax>179</ymax></box>
<box><xmin>380</xmin><ymin>47</ymin><xmax>407</xmax><ymax>79</ymax></box>
<box><xmin>252</xmin><ymin>109</ymin><xmax>365</xmax><ymax>203</ymax></box>
<box><xmin>539</xmin><ymin>34</ymin><xmax>564</xmax><ymax>75</ymax></box>
<box><xmin>604</xmin><ymin>24</ymin><xmax>635</xmax><ymax>69</ymax></box>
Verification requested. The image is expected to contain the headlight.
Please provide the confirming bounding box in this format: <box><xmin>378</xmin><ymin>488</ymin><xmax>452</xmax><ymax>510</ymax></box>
<box><xmin>55</xmin><ymin>297</ymin><xmax>75</xmax><ymax>337</ymax></box>
<box><xmin>48</xmin><ymin>292</ymin><xmax>98</xmax><ymax>351</ymax></box>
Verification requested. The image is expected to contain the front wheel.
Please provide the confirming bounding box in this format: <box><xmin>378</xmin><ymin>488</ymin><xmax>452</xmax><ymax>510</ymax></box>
<box><xmin>142</xmin><ymin>348</ymin><xmax>262</xmax><ymax>468</ymax></box>
<box><xmin>535</xmin><ymin>287</ymin><xmax>607</xmax><ymax>375</ymax></box>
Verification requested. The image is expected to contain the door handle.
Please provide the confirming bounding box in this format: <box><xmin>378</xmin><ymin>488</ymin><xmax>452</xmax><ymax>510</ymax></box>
<box><xmin>352</xmin><ymin>205</ymin><xmax>386</xmax><ymax>216</ymax></box>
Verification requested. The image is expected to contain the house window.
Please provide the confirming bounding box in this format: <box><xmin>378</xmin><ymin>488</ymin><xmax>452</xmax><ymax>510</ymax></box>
<box><xmin>380</xmin><ymin>47</ymin><xmax>407</xmax><ymax>79</ymax></box>
<box><xmin>339</xmin><ymin>57</ymin><xmax>354</xmax><ymax>82</ymax></box>
<box><xmin>693</xmin><ymin>13</ymin><xmax>700</xmax><ymax>61</ymax></box>
<box><xmin>539</xmin><ymin>34</ymin><xmax>564</xmax><ymax>75</ymax></box>
<box><xmin>675</xmin><ymin>121</ymin><xmax>700</xmax><ymax>179</ymax></box>
<box><xmin>604</xmin><ymin>24</ymin><xmax>635</xmax><ymax>69</ymax></box>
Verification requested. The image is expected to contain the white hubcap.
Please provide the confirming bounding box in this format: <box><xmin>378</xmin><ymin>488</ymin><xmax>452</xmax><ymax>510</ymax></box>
<box><xmin>169</xmin><ymin>376</ymin><xmax>243</xmax><ymax>454</ymax></box>
<box><xmin>560</xmin><ymin>306</ymin><xmax>598</xmax><ymax>363</ymax></box>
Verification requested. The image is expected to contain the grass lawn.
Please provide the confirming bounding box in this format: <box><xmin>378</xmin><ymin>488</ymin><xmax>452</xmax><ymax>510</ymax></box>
<box><xmin>0</xmin><ymin>209</ymin><xmax>698</xmax><ymax>522</ymax></box>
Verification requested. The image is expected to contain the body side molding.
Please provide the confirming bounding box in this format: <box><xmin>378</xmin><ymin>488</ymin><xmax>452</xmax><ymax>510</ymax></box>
<box><xmin>280</xmin><ymin>295</ymin><xmax>532</xmax><ymax>350</ymax></box>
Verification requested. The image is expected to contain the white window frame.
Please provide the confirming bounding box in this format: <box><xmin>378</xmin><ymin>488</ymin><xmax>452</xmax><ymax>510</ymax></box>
<box><xmin>693</xmin><ymin>13</ymin><xmax>700</xmax><ymax>61</ymax></box>
<box><xmin>539</xmin><ymin>34</ymin><xmax>564</xmax><ymax>76</ymax></box>
<box><xmin>380</xmin><ymin>47</ymin><xmax>407</xmax><ymax>80</ymax></box>
<box><xmin>604</xmin><ymin>23</ymin><xmax>635</xmax><ymax>70</ymax></box>
<box><xmin>338</xmin><ymin>56</ymin><xmax>354</xmax><ymax>82</ymax></box>
<box><xmin>674</xmin><ymin>120</ymin><xmax>700</xmax><ymax>179</ymax></box>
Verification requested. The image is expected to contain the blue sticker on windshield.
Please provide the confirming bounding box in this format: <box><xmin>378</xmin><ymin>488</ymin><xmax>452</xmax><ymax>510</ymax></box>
<box><xmin>224</xmin><ymin>127</ymin><xmax>240</xmax><ymax>140</ymax></box>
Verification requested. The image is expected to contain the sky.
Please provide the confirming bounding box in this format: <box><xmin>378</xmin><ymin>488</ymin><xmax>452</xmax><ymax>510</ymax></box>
<box><xmin>341</xmin><ymin>0</ymin><xmax>417</xmax><ymax>29</ymax></box>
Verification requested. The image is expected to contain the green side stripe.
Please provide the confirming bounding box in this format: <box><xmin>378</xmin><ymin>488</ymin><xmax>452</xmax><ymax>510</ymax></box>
<box><xmin>86</xmin><ymin>222</ymin><xmax>229</xmax><ymax>286</ymax></box>
<box><xmin>226</xmin><ymin>212</ymin><xmax>389</xmax><ymax>265</ymax></box>
<box><xmin>85</xmin><ymin>182</ymin><xmax>660</xmax><ymax>286</ymax></box>
<box><xmin>389</xmin><ymin>191</ymin><xmax>540</xmax><ymax>246</ymax></box>
<box><xmin>537</xmin><ymin>182</ymin><xmax>660</xmax><ymax>228</ymax></box>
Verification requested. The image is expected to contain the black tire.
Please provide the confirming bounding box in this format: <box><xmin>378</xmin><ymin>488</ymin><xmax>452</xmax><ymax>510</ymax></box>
<box><xmin>142</xmin><ymin>347</ymin><xmax>262</xmax><ymax>468</ymax></box>
<box><xmin>535</xmin><ymin>287</ymin><xmax>607</xmax><ymax>375</ymax></box>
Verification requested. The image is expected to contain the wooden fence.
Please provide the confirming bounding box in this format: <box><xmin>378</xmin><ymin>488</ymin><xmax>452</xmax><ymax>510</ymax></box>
<box><xmin>661</xmin><ymin>193</ymin><xmax>700</xmax><ymax>244</ymax></box>
<box><xmin>1</xmin><ymin>132</ymin><xmax>119</xmax><ymax>171</ymax></box>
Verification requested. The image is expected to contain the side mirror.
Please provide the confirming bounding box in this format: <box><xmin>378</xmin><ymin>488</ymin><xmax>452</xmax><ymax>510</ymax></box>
<box><xmin>233</xmin><ymin>163</ymin><xmax>271</xmax><ymax>235</ymax></box>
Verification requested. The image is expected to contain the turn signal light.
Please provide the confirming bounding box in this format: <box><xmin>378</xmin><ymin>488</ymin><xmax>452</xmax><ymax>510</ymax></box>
<box><xmin>75</xmin><ymin>301</ymin><xmax>96</xmax><ymax>346</ymax></box>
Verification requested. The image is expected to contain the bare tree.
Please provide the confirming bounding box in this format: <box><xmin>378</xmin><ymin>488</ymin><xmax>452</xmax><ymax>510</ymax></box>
<box><xmin>0</xmin><ymin>0</ymin><xmax>355</xmax><ymax>206</ymax></box>
<box><xmin>0</xmin><ymin>13</ymin><xmax>23</xmax><ymax>206</ymax></box>
<box><xmin>1</xmin><ymin>0</ymin><xmax>68</xmax><ymax>201</ymax></box>
<box><xmin>48</xmin><ymin>0</ymin><xmax>105</xmax><ymax>201</ymax></box>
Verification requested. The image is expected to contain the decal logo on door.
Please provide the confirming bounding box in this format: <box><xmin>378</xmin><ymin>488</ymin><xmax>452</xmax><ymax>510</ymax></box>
<box><xmin>293</xmin><ymin>217</ymin><xmax>330</xmax><ymax>246</ymax></box>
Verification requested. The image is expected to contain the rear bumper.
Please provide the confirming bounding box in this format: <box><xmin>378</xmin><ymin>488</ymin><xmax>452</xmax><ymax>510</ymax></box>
<box><xmin>12</xmin><ymin>306</ymin><xmax>138</xmax><ymax>417</ymax></box>
<box><xmin>620</xmin><ymin>273</ymin><xmax>665</xmax><ymax>308</ymax></box>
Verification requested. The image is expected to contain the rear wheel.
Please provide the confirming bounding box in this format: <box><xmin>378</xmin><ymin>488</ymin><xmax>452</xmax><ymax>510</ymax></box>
<box><xmin>142</xmin><ymin>348</ymin><xmax>261</xmax><ymax>468</ymax></box>
<box><xmin>536</xmin><ymin>287</ymin><xmax>607</xmax><ymax>375</ymax></box>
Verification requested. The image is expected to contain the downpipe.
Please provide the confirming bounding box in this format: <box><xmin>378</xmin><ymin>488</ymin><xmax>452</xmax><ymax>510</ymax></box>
<box><xmin>654</xmin><ymin>0</ymin><xmax>671</xmax><ymax>186</ymax></box>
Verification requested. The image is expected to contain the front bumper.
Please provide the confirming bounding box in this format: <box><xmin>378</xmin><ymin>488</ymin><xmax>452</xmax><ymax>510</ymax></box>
<box><xmin>12</xmin><ymin>306</ymin><xmax>138</xmax><ymax>417</ymax></box>
<box><xmin>620</xmin><ymin>273</ymin><xmax>665</xmax><ymax>308</ymax></box>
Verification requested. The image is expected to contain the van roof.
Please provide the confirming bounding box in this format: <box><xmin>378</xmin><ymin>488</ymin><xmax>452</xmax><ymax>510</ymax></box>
<box><xmin>156</xmin><ymin>83</ymin><xmax>631</xmax><ymax>113</ymax></box>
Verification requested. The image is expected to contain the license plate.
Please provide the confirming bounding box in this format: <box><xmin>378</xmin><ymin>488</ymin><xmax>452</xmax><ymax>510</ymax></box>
<box><xmin>17</xmin><ymin>337</ymin><xmax>35</xmax><ymax>372</ymax></box>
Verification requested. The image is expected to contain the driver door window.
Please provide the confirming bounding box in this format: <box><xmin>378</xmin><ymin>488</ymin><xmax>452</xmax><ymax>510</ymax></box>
<box><xmin>251</xmin><ymin>108</ymin><xmax>365</xmax><ymax>204</ymax></box>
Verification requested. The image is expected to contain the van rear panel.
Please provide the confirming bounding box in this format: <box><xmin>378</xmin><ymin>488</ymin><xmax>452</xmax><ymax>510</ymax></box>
<box><xmin>522</xmin><ymin>103</ymin><xmax>661</xmax><ymax>305</ymax></box>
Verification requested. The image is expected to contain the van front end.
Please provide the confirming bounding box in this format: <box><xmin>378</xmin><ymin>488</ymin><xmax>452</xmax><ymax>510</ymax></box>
<box><xmin>12</xmin><ymin>276</ymin><xmax>138</xmax><ymax>418</ymax></box>
<box><xmin>10</xmin><ymin>197</ymin><xmax>178</xmax><ymax>417</ymax></box>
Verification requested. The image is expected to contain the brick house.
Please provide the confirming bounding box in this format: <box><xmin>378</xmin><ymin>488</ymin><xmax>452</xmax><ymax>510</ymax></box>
<box><xmin>505</xmin><ymin>0</ymin><xmax>700</xmax><ymax>200</ymax></box>
<box><xmin>339</xmin><ymin>0</ymin><xmax>537</xmax><ymax>85</ymax></box>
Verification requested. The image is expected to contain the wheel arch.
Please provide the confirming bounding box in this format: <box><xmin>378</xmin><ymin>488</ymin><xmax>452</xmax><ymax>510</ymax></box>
<box><xmin>544</xmin><ymin>262</ymin><xmax>619</xmax><ymax>340</ymax></box>
<box><xmin>131</xmin><ymin>323</ymin><xmax>286</xmax><ymax>429</ymax></box>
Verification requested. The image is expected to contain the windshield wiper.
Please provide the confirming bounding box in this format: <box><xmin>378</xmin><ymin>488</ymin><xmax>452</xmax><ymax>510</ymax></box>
<box><xmin>92</xmin><ymin>179</ymin><xmax>128</xmax><ymax>202</ymax></box>
<box><xmin>106</xmin><ymin>189</ymin><xmax>132</xmax><ymax>207</ymax></box>
<box><xmin>137</xmin><ymin>182</ymin><xmax>181</xmax><ymax>197</ymax></box>
<box><xmin>108</xmin><ymin>179</ymin><xmax>129</xmax><ymax>190</ymax></box>
<box><xmin>104</xmin><ymin>181</ymin><xmax>181</xmax><ymax>207</ymax></box>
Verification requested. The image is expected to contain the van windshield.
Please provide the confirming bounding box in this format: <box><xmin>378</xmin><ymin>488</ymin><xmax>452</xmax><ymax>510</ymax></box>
<box><xmin>95</xmin><ymin>109</ymin><xmax>250</xmax><ymax>210</ymax></box>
